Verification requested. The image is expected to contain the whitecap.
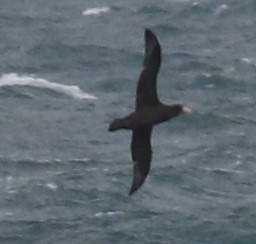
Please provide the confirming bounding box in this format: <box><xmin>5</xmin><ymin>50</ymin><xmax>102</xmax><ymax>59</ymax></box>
<box><xmin>202</xmin><ymin>73</ymin><xmax>212</xmax><ymax>78</ymax></box>
<box><xmin>94</xmin><ymin>212</ymin><xmax>104</xmax><ymax>218</ymax></box>
<box><xmin>82</xmin><ymin>7</ymin><xmax>110</xmax><ymax>16</ymax></box>
<box><xmin>241</xmin><ymin>57</ymin><xmax>254</xmax><ymax>64</ymax></box>
<box><xmin>70</xmin><ymin>158</ymin><xmax>90</xmax><ymax>163</ymax></box>
<box><xmin>94</xmin><ymin>211</ymin><xmax>123</xmax><ymax>218</ymax></box>
<box><xmin>46</xmin><ymin>182</ymin><xmax>58</xmax><ymax>190</ymax></box>
<box><xmin>39</xmin><ymin>158</ymin><xmax>62</xmax><ymax>164</ymax></box>
<box><xmin>0</xmin><ymin>73</ymin><xmax>97</xmax><ymax>100</ymax></box>
<box><xmin>204</xmin><ymin>167</ymin><xmax>242</xmax><ymax>174</ymax></box>
<box><xmin>214</xmin><ymin>4</ymin><xmax>228</xmax><ymax>15</ymax></box>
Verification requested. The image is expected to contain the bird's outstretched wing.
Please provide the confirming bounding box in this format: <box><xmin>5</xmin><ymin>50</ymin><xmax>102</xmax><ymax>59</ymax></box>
<box><xmin>129</xmin><ymin>127</ymin><xmax>152</xmax><ymax>195</ymax></box>
<box><xmin>135</xmin><ymin>29</ymin><xmax>162</xmax><ymax>109</ymax></box>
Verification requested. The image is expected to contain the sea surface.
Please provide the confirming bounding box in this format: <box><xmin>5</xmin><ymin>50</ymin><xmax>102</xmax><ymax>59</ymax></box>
<box><xmin>1</xmin><ymin>0</ymin><xmax>256</xmax><ymax>243</ymax></box>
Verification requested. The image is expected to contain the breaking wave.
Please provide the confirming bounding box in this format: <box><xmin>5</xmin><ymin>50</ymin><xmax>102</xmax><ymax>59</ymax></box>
<box><xmin>82</xmin><ymin>7</ymin><xmax>110</xmax><ymax>16</ymax></box>
<box><xmin>0</xmin><ymin>73</ymin><xmax>97</xmax><ymax>100</ymax></box>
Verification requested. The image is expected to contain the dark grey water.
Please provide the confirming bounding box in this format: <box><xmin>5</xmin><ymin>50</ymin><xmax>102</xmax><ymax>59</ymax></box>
<box><xmin>1</xmin><ymin>0</ymin><xmax>256</xmax><ymax>243</ymax></box>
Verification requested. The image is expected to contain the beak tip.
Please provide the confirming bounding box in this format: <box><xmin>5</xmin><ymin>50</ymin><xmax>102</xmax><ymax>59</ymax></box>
<box><xmin>182</xmin><ymin>107</ymin><xmax>192</xmax><ymax>114</ymax></box>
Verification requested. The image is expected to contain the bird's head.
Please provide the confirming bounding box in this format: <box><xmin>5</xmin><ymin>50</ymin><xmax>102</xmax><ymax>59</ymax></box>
<box><xmin>166</xmin><ymin>104</ymin><xmax>192</xmax><ymax>118</ymax></box>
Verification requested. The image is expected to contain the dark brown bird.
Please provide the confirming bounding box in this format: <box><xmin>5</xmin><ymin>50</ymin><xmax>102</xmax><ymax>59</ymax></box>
<box><xmin>109</xmin><ymin>29</ymin><xmax>191</xmax><ymax>195</ymax></box>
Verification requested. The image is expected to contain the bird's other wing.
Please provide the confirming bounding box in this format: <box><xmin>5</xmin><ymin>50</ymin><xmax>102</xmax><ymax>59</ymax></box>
<box><xmin>135</xmin><ymin>29</ymin><xmax>162</xmax><ymax>109</ymax></box>
<box><xmin>129</xmin><ymin>127</ymin><xmax>153</xmax><ymax>195</ymax></box>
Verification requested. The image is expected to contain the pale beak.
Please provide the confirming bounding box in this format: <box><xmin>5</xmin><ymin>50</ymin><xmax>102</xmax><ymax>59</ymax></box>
<box><xmin>182</xmin><ymin>106</ymin><xmax>192</xmax><ymax>114</ymax></box>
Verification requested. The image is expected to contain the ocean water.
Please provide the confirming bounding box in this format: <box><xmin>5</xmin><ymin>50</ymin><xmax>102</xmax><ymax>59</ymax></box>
<box><xmin>1</xmin><ymin>0</ymin><xmax>256</xmax><ymax>243</ymax></box>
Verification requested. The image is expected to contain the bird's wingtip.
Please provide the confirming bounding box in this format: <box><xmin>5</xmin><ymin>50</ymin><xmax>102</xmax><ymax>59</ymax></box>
<box><xmin>145</xmin><ymin>28</ymin><xmax>154</xmax><ymax>38</ymax></box>
<box><xmin>128</xmin><ymin>161</ymin><xmax>147</xmax><ymax>196</ymax></box>
<box><xmin>145</xmin><ymin>28</ymin><xmax>151</xmax><ymax>33</ymax></box>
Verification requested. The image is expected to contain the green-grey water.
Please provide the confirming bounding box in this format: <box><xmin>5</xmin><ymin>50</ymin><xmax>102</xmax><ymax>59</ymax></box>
<box><xmin>1</xmin><ymin>0</ymin><xmax>256</xmax><ymax>243</ymax></box>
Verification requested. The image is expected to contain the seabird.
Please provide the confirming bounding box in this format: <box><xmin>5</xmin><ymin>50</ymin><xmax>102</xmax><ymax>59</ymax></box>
<box><xmin>108</xmin><ymin>29</ymin><xmax>192</xmax><ymax>195</ymax></box>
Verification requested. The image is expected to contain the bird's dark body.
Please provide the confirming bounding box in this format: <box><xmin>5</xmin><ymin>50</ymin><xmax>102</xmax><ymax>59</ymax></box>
<box><xmin>109</xmin><ymin>104</ymin><xmax>183</xmax><ymax>131</ymax></box>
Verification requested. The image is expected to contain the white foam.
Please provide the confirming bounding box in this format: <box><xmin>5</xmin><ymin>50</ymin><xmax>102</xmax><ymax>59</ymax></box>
<box><xmin>94</xmin><ymin>211</ymin><xmax>123</xmax><ymax>218</ymax></box>
<box><xmin>46</xmin><ymin>182</ymin><xmax>58</xmax><ymax>190</ymax></box>
<box><xmin>0</xmin><ymin>73</ymin><xmax>97</xmax><ymax>100</ymax></box>
<box><xmin>214</xmin><ymin>4</ymin><xmax>228</xmax><ymax>15</ymax></box>
<box><xmin>82</xmin><ymin>7</ymin><xmax>110</xmax><ymax>16</ymax></box>
<box><xmin>202</xmin><ymin>73</ymin><xmax>212</xmax><ymax>78</ymax></box>
<box><xmin>204</xmin><ymin>167</ymin><xmax>242</xmax><ymax>174</ymax></box>
<box><xmin>71</xmin><ymin>158</ymin><xmax>90</xmax><ymax>162</ymax></box>
<box><xmin>241</xmin><ymin>57</ymin><xmax>254</xmax><ymax>64</ymax></box>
